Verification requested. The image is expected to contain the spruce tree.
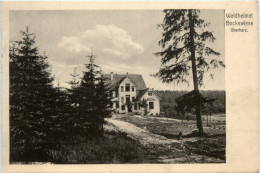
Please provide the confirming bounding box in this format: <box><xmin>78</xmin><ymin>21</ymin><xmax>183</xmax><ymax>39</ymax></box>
<box><xmin>154</xmin><ymin>10</ymin><xmax>225</xmax><ymax>135</ymax></box>
<box><xmin>68</xmin><ymin>68</ymin><xmax>80</xmax><ymax>109</ymax></box>
<box><xmin>77</xmin><ymin>52</ymin><xmax>99</xmax><ymax>136</ymax></box>
<box><xmin>50</xmin><ymin>82</ymin><xmax>70</xmax><ymax>142</ymax></box>
<box><xmin>9</xmin><ymin>27</ymin><xmax>55</xmax><ymax>161</ymax></box>
<box><xmin>77</xmin><ymin>51</ymin><xmax>111</xmax><ymax>137</ymax></box>
<box><xmin>9</xmin><ymin>42</ymin><xmax>21</xmax><ymax>161</ymax></box>
<box><xmin>67</xmin><ymin>68</ymin><xmax>82</xmax><ymax>137</ymax></box>
<box><xmin>96</xmin><ymin>72</ymin><xmax>112</xmax><ymax>134</ymax></box>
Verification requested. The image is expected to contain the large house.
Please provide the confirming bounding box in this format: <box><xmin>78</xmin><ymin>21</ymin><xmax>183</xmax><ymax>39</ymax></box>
<box><xmin>103</xmin><ymin>72</ymin><xmax>160</xmax><ymax>115</ymax></box>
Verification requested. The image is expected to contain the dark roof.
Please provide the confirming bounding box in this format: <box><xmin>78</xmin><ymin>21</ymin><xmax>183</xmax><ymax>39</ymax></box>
<box><xmin>103</xmin><ymin>73</ymin><xmax>147</xmax><ymax>91</ymax></box>
<box><xmin>153</xmin><ymin>91</ymin><xmax>161</xmax><ymax>100</ymax></box>
<box><xmin>136</xmin><ymin>89</ymin><xmax>161</xmax><ymax>100</ymax></box>
<box><xmin>136</xmin><ymin>88</ymin><xmax>149</xmax><ymax>100</ymax></box>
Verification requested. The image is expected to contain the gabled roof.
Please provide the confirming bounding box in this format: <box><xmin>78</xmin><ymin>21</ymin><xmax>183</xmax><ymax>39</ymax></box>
<box><xmin>103</xmin><ymin>73</ymin><xmax>147</xmax><ymax>91</ymax></box>
<box><xmin>117</xmin><ymin>75</ymin><xmax>137</xmax><ymax>87</ymax></box>
<box><xmin>136</xmin><ymin>88</ymin><xmax>149</xmax><ymax>100</ymax></box>
<box><xmin>136</xmin><ymin>89</ymin><xmax>161</xmax><ymax>101</ymax></box>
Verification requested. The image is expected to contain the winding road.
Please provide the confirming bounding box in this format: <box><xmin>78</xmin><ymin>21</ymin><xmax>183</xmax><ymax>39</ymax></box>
<box><xmin>106</xmin><ymin>117</ymin><xmax>224</xmax><ymax>163</ymax></box>
<box><xmin>106</xmin><ymin>118</ymin><xmax>180</xmax><ymax>147</ymax></box>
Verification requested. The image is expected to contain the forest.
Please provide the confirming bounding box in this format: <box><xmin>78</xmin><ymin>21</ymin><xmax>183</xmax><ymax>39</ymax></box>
<box><xmin>9</xmin><ymin>27</ymin><xmax>111</xmax><ymax>162</ymax></box>
<box><xmin>157</xmin><ymin>90</ymin><xmax>226</xmax><ymax>116</ymax></box>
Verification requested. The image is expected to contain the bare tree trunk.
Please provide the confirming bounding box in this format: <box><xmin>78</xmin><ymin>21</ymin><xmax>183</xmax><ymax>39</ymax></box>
<box><xmin>188</xmin><ymin>9</ymin><xmax>203</xmax><ymax>134</ymax></box>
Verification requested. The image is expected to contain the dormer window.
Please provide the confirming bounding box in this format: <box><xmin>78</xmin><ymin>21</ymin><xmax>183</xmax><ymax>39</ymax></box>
<box><xmin>125</xmin><ymin>83</ymin><xmax>130</xmax><ymax>92</ymax></box>
<box><xmin>132</xmin><ymin>86</ymin><xmax>134</xmax><ymax>92</ymax></box>
<box><xmin>148</xmin><ymin>91</ymin><xmax>152</xmax><ymax>96</ymax></box>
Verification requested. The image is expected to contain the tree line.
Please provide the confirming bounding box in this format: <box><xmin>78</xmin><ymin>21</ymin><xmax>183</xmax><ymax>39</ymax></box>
<box><xmin>157</xmin><ymin>90</ymin><xmax>226</xmax><ymax>116</ymax></box>
<box><xmin>9</xmin><ymin>27</ymin><xmax>111</xmax><ymax>162</ymax></box>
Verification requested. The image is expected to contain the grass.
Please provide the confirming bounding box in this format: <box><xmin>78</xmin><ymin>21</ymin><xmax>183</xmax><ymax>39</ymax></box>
<box><xmin>11</xmin><ymin>123</ymin><xmax>159</xmax><ymax>164</ymax></box>
<box><xmin>115</xmin><ymin>114</ymin><xmax>225</xmax><ymax>137</ymax></box>
<box><xmin>184</xmin><ymin>136</ymin><xmax>226</xmax><ymax>160</ymax></box>
<box><xmin>115</xmin><ymin>115</ymin><xmax>194</xmax><ymax>137</ymax></box>
<box><xmin>47</xmin><ymin>131</ymin><xmax>158</xmax><ymax>164</ymax></box>
<box><xmin>12</xmin><ymin>115</ymin><xmax>225</xmax><ymax>164</ymax></box>
<box><xmin>114</xmin><ymin>114</ymin><xmax>226</xmax><ymax>161</ymax></box>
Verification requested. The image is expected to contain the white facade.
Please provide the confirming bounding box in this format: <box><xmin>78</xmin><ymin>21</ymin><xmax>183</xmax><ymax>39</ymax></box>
<box><xmin>118</xmin><ymin>76</ymin><xmax>137</xmax><ymax>113</ymax></box>
<box><xmin>141</xmin><ymin>88</ymin><xmax>160</xmax><ymax>115</ymax></box>
<box><xmin>108</xmin><ymin>73</ymin><xmax>160</xmax><ymax>115</ymax></box>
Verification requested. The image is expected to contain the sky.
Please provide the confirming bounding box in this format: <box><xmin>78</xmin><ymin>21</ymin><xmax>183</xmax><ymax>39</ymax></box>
<box><xmin>10</xmin><ymin>10</ymin><xmax>225</xmax><ymax>91</ymax></box>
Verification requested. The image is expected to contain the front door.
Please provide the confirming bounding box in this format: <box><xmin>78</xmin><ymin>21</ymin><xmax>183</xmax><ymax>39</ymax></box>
<box><xmin>128</xmin><ymin>106</ymin><xmax>132</xmax><ymax>112</ymax></box>
<box><xmin>126</xmin><ymin>95</ymin><xmax>132</xmax><ymax>112</ymax></box>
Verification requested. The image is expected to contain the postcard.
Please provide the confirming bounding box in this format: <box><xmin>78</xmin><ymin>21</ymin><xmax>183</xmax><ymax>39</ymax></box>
<box><xmin>1</xmin><ymin>1</ymin><xmax>258</xmax><ymax>173</ymax></box>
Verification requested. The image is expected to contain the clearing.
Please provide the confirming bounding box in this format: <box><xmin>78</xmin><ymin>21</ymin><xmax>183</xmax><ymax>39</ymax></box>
<box><xmin>106</xmin><ymin>114</ymin><xmax>226</xmax><ymax>163</ymax></box>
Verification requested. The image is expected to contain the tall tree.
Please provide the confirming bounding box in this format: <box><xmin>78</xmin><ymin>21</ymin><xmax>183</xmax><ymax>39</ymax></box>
<box><xmin>50</xmin><ymin>81</ymin><xmax>70</xmax><ymax>142</ymax></box>
<box><xmin>68</xmin><ymin>68</ymin><xmax>80</xmax><ymax>109</ymax></box>
<box><xmin>77</xmin><ymin>52</ymin><xmax>100</xmax><ymax>136</ymax></box>
<box><xmin>154</xmin><ymin>10</ymin><xmax>225</xmax><ymax>134</ymax></box>
<box><xmin>9</xmin><ymin>27</ymin><xmax>55</xmax><ymax>161</ymax></box>
<box><xmin>67</xmin><ymin>68</ymin><xmax>83</xmax><ymax>137</ymax></box>
<box><xmin>76</xmin><ymin>51</ymin><xmax>111</xmax><ymax>136</ymax></box>
<box><xmin>96</xmin><ymin>71</ymin><xmax>112</xmax><ymax>134</ymax></box>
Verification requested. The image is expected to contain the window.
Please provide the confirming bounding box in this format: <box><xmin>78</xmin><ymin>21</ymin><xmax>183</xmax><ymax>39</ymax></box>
<box><xmin>132</xmin><ymin>97</ymin><xmax>135</xmax><ymax>102</ymax></box>
<box><xmin>149</xmin><ymin>102</ymin><xmax>154</xmax><ymax>109</ymax></box>
<box><xmin>132</xmin><ymin>86</ymin><xmax>134</xmax><ymax>92</ymax></box>
<box><xmin>116</xmin><ymin>102</ymin><xmax>119</xmax><ymax>108</ymax></box>
<box><xmin>125</xmin><ymin>83</ymin><xmax>130</xmax><ymax>92</ymax></box>
<box><xmin>121</xmin><ymin>105</ymin><xmax>125</xmax><ymax>110</ymax></box>
<box><xmin>121</xmin><ymin>97</ymin><xmax>124</xmax><ymax>104</ymax></box>
<box><xmin>148</xmin><ymin>91</ymin><xmax>153</xmax><ymax>96</ymax></box>
<box><xmin>126</xmin><ymin>95</ymin><xmax>130</xmax><ymax>103</ymax></box>
<box><xmin>121</xmin><ymin>86</ymin><xmax>124</xmax><ymax>92</ymax></box>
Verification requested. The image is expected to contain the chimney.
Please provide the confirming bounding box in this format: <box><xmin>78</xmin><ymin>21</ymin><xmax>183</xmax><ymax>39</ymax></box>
<box><xmin>110</xmin><ymin>72</ymin><xmax>113</xmax><ymax>80</ymax></box>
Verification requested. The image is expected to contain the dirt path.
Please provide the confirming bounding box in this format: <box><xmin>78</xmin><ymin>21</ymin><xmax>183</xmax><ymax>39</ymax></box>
<box><xmin>106</xmin><ymin>118</ymin><xmax>225</xmax><ymax>163</ymax></box>
<box><xmin>106</xmin><ymin>119</ymin><xmax>180</xmax><ymax>147</ymax></box>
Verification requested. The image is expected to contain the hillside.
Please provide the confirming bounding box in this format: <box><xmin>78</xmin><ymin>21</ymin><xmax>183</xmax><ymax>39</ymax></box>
<box><xmin>156</xmin><ymin>90</ymin><xmax>226</xmax><ymax>115</ymax></box>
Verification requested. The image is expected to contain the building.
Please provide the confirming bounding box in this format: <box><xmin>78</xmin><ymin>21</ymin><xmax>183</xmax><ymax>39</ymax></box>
<box><xmin>103</xmin><ymin>72</ymin><xmax>160</xmax><ymax>115</ymax></box>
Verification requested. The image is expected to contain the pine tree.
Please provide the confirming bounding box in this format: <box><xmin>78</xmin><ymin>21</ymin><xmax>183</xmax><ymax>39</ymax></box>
<box><xmin>77</xmin><ymin>52</ymin><xmax>99</xmax><ymax>136</ymax></box>
<box><xmin>95</xmin><ymin>71</ymin><xmax>112</xmax><ymax>134</ymax></box>
<box><xmin>154</xmin><ymin>10</ymin><xmax>225</xmax><ymax>134</ymax></box>
<box><xmin>9</xmin><ymin>42</ymin><xmax>22</xmax><ymax>161</ymax></box>
<box><xmin>50</xmin><ymin>81</ymin><xmax>70</xmax><ymax>142</ymax></box>
<box><xmin>68</xmin><ymin>68</ymin><xmax>80</xmax><ymax>109</ymax></box>
<box><xmin>77</xmin><ymin>51</ymin><xmax>111</xmax><ymax>137</ymax></box>
<box><xmin>9</xmin><ymin>27</ymin><xmax>55</xmax><ymax>161</ymax></box>
<box><xmin>67</xmin><ymin>68</ymin><xmax>82</xmax><ymax>137</ymax></box>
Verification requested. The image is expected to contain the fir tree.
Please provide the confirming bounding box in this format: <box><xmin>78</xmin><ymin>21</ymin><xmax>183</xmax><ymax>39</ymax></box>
<box><xmin>77</xmin><ymin>52</ymin><xmax>99</xmax><ymax>136</ymax></box>
<box><xmin>68</xmin><ymin>68</ymin><xmax>80</xmax><ymax>109</ymax></box>
<box><xmin>9</xmin><ymin>27</ymin><xmax>55</xmax><ymax>161</ymax></box>
<box><xmin>154</xmin><ymin>10</ymin><xmax>225</xmax><ymax>134</ymax></box>
<box><xmin>67</xmin><ymin>68</ymin><xmax>82</xmax><ymax>137</ymax></box>
<box><xmin>50</xmin><ymin>81</ymin><xmax>70</xmax><ymax>142</ymax></box>
<box><xmin>96</xmin><ymin>71</ymin><xmax>112</xmax><ymax>134</ymax></box>
<box><xmin>77</xmin><ymin>51</ymin><xmax>111</xmax><ymax>137</ymax></box>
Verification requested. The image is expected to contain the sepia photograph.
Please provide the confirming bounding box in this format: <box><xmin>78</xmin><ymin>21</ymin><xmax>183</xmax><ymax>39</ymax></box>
<box><xmin>8</xmin><ymin>9</ymin><xmax>226</xmax><ymax>164</ymax></box>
